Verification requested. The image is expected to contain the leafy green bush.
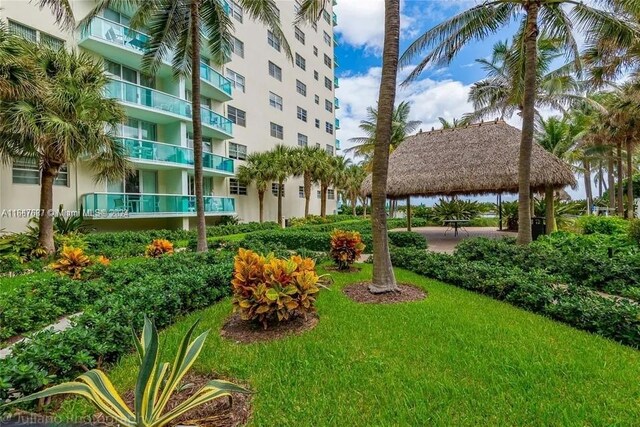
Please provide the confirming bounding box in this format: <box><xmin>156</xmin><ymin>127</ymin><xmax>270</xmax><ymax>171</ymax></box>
<box><xmin>628</xmin><ymin>219</ymin><xmax>640</xmax><ymax>246</ymax></box>
<box><xmin>388</xmin><ymin>231</ymin><xmax>428</xmax><ymax>249</ymax></box>
<box><xmin>577</xmin><ymin>216</ymin><xmax>629</xmax><ymax>235</ymax></box>
<box><xmin>429</xmin><ymin>198</ymin><xmax>490</xmax><ymax>222</ymax></box>
<box><xmin>289</xmin><ymin>215</ymin><xmax>359</xmax><ymax>227</ymax></box>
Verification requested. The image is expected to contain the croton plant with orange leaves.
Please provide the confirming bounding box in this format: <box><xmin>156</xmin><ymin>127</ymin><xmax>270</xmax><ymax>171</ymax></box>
<box><xmin>145</xmin><ymin>239</ymin><xmax>174</xmax><ymax>258</ymax></box>
<box><xmin>231</xmin><ymin>249</ymin><xmax>321</xmax><ymax>329</ymax></box>
<box><xmin>50</xmin><ymin>247</ymin><xmax>110</xmax><ymax>279</ymax></box>
<box><xmin>330</xmin><ymin>230</ymin><xmax>365</xmax><ymax>270</ymax></box>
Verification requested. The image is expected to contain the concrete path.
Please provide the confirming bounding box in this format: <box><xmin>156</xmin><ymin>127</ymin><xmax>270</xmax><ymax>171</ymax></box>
<box><xmin>393</xmin><ymin>226</ymin><xmax>517</xmax><ymax>254</ymax></box>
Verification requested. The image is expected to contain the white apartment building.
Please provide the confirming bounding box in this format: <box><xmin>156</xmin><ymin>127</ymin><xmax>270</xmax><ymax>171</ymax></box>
<box><xmin>0</xmin><ymin>0</ymin><xmax>340</xmax><ymax>232</ymax></box>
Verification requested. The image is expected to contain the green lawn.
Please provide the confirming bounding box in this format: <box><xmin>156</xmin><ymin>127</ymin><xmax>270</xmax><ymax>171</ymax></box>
<box><xmin>59</xmin><ymin>264</ymin><xmax>640</xmax><ymax>426</ymax></box>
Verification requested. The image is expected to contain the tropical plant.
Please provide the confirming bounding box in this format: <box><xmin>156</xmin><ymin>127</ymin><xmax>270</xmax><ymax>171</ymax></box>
<box><xmin>0</xmin><ymin>45</ymin><xmax>127</xmax><ymax>255</ymax></box>
<box><xmin>145</xmin><ymin>239</ymin><xmax>174</xmax><ymax>258</ymax></box>
<box><xmin>293</xmin><ymin>146</ymin><xmax>325</xmax><ymax>217</ymax></box>
<box><xmin>430</xmin><ymin>198</ymin><xmax>488</xmax><ymax>223</ymax></box>
<box><xmin>438</xmin><ymin>117</ymin><xmax>462</xmax><ymax>129</ymax></box>
<box><xmin>330</xmin><ymin>230</ymin><xmax>365</xmax><ymax>270</ymax></box>
<box><xmin>3</xmin><ymin>317</ymin><xmax>248</xmax><ymax>427</ymax></box>
<box><xmin>499</xmin><ymin>201</ymin><xmax>520</xmax><ymax>231</ymax></box>
<box><xmin>0</xmin><ymin>25</ymin><xmax>39</xmax><ymax>101</ymax></box>
<box><xmin>53</xmin><ymin>205</ymin><xmax>88</xmax><ymax>235</ymax></box>
<box><xmin>237</xmin><ymin>152</ymin><xmax>276</xmax><ymax>223</ymax></box>
<box><xmin>400</xmin><ymin>0</ymin><xmax>640</xmax><ymax>244</ymax></box>
<box><xmin>268</xmin><ymin>144</ymin><xmax>296</xmax><ymax>226</ymax></box>
<box><xmin>533</xmin><ymin>199</ymin><xmax>584</xmax><ymax>230</ymax></box>
<box><xmin>50</xmin><ymin>246</ymin><xmax>93</xmax><ymax>279</ymax></box>
<box><xmin>339</xmin><ymin>164</ymin><xmax>368</xmax><ymax>216</ymax></box>
<box><xmin>231</xmin><ymin>248</ymin><xmax>321</xmax><ymax>328</ymax></box>
<box><xmin>316</xmin><ymin>155</ymin><xmax>349</xmax><ymax>218</ymax></box>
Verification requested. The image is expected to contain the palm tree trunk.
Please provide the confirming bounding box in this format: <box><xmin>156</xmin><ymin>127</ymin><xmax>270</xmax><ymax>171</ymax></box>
<box><xmin>277</xmin><ymin>179</ymin><xmax>284</xmax><ymax>226</ymax></box>
<box><xmin>516</xmin><ymin>2</ymin><xmax>540</xmax><ymax>245</ymax></box>
<box><xmin>617</xmin><ymin>140</ymin><xmax>624</xmax><ymax>216</ymax></box>
<box><xmin>190</xmin><ymin>1</ymin><xmax>207</xmax><ymax>252</ymax></box>
<box><xmin>626</xmin><ymin>139</ymin><xmax>634</xmax><ymax>218</ymax></box>
<box><xmin>369</xmin><ymin>0</ymin><xmax>399</xmax><ymax>294</ymax></box>
<box><xmin>258</xmin><ymin>190</ymin><xmax>264</xmax><ymax>223</ymax></box>
<box><xmin>406</xmin><ymin>196</ymin><xmax>411</xmax><ymax>231</ymax></box>
<box><xmin>583</xmin><ymin>159</ymin><xmax>593</xmax><ymax>214</ymax></box>
<box><xmin>351</xmin><ymin>194</ymin><xmax>357</xmax><ymax>216</ymax></box>
<box><xmin>38</xmin><ymin>164</ymin><xmax>59</xmax><ymax>254</ymax></box>
<box><xmin>544</xmin><ymin>185</ymin><xmax>555</xmax><ymax>234</ymax></box>
<box><xmin>304</xmin><ymin>173</ymin><xmax>311</xmax><ymax>217</ymax></box>
<box><xmin>320</xmin><ymin>183</ymin><xmax>328</xmax><ymax>217</ymax></box>
<box><xmin>608</xmin><ymin>149</ymin><xmax>615</xmax><ymax>211</ymax></box>
<box><xmin>598</xmin><ymin>160</ymin><xmax>604</xmax><ymax>198</ymax></box>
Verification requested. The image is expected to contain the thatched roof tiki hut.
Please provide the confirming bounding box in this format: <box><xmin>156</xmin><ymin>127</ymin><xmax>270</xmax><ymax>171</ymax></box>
<box><xmin>361</xmin><ymin>120</ymin><xmax>577</xmax><ymax>232</ymax></box>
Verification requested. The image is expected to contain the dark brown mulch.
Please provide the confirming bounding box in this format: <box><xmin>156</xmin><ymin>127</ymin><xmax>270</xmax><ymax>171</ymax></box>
<box><xmin>343</xmin><ymin>282</ymin><xmax>427</xmax><ymax>304</ymax></box>
<box><xmin>93</xmin><ymin>373</ymin><xmax>251</xmax><ymax>427</ymax></box>
<box><xmin>220</xmin><ymin>312</ymin><xmax>319</xmax><ymax>344</ymax></box>
<box><xmin>324</xmin><ymin>265</ymin><xmax>362</xmax><ymax>273</ymax></box>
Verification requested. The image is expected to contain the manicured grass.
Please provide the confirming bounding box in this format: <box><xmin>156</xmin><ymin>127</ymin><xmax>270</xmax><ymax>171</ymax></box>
<box><xmin>58</xmin><ymin>264</ymin><xmax>640</xmax><ymax>425</ymax></box>
<box><xmin>0</xmin><ymin>271</ymin><xmax>54</xmax><ymax>295</ymax></box>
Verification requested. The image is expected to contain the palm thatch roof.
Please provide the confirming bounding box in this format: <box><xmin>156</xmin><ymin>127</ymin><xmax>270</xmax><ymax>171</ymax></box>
<box><xmin>361</xmin><ymin>120</ymin><xmax>577</xmax><ymax>199</ymax></box>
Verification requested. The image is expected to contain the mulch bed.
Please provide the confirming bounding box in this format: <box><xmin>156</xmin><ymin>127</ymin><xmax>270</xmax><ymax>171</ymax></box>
<box><xmin>220</xmin><ymin>312</ymin><xmax>319</xmax><ymax>344</ymax></box>
<box><xmin>343</xmin><ymin>282</ymin><xmax>427</xmax><ymax>304</ymax></box>
<box><xmin>324</xmin><ymin>265</ymin><xmax>362</xmax><ymax>273</ymax></box>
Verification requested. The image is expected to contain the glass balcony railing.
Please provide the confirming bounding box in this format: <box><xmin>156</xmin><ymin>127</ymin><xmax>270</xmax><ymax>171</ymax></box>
<box><xmin>334</xmin><ymin>76</ymin><xmax>339</xmax><ymax>88</ymax></box>
<box><xmin>335</xmin><ymin>118</ymin><xmax>340</xmax><ymax>129</ymax></box>
<box><xmin>336</xmin><ymin>139</ymin><xmax>341</xmax><ymax>150</ymax></box>
<box><xmin>200</xmin><ymin>62</ymin><xmax>232</xmax><ymax>96</ymax></box>
<box><xmin>82</xmin><ymin>193</ymin><xmax>236</xmax><ymax>216</ymax></box>
<box><xmin>332</xmin><ymin>12</ymin><xmax>337</xmax><ymax>26</ymax></box>
<box><xmin>333</xmin><ymin>33</ymin><xmax>338</xmax><ymax>46</ymax></box>
<box><xmin>334</xmin><ymin>97</ymin><xmax>340</xmax><ymax>109</ymax></box>
<box><xmin>334</xmin><ymin>55</ymin><xmax>339</xmax><ymax>68</ymax></box>
<box><xmin>105</xmin><ymin>80</ymin><xmax>233</xmax><ymax>135</ymax></box>
<box><xmin>81</xmin><ymin>16</ymin><xmax>150</xmax><ymax>52</ymax></box>
<box><xmin>118</xmin><ymin>137</ymin><xmax>234</xmax><ymax>173</ymax></box>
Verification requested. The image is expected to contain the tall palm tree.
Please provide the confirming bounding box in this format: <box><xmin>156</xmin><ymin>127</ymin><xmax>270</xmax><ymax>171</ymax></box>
<box><xmin>0</xmin><ymin>46</ymin><xmax>127</xmax><ymax>254</ymax></box>
<box><xmin>268</xmin><ymin>144</ymin><xmax>295</xmax><ymax>226</ymax></box>
<box><xmin>340</xmin><ymin>164</ymin><xmax>367</xmax><ymax>216</ymax></box>
<box><xmin>347</xmin><ymin>101</ymin><xmax>421</xmax><ymax>171</ymax></box>
<box><xmin>316</xmin><ymin>154</ymin><xmax>349</xmax><ymax>218</ymax></box>
<box><xmin>236</xmin><ymin>152</ymin><xmax>274</xmax><ymax>223</ymax></box>
<box><xmin>0</xmin><ymin>25</ymin><xmax>39</xmax><ymax>100</ymax></box>
<box><xmin>400</xmin><ymin>0</ymin><xmax>640</xmax><ymax>244</ymax></box>
<box><xmin>293</xmin><ymin>146</ymin><xmax>325</xmax><ymax>217</ymax></box>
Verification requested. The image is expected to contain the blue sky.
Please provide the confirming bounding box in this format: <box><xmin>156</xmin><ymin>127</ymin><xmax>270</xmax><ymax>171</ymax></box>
<box><xmin>333</xmin><ymin>0</ymin><xmax>584</xmax><ymax>202</ymax></box>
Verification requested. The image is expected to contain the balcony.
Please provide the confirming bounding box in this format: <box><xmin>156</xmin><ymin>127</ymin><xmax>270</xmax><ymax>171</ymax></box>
<box><xmin>333</xmin><ymin>33</ymin><xmax>338</xmax><ymax>46</ymax></box>
<box><xmin>105</xmin><ymin>79</ymin><xmax>233</xmax><ymax>138</ymax></box>
<box><xmin>336</xmin><ymin>139</ymin><xmax>341</xmax><ymax>150</ymax></box>
<box><xmin>334</xmin><ymin>97</ymin><xmax>340</xmax><ymax>109</ymax></box>
<box><xmin>334</xmin><ymin>76</ymin><xmax>340</xmax><ymax>88</ymax></box>
<box><xmin>82</xmin><ymin>193</ymin><xmax>236</xmax><ymax>218</ymax></box>
<box><xmin>335</xmin><ymin>118</ymin><xmax>340</xmax><ymax>129</ymax></box>
<box><xmin>332</xmin><ymin>12</ymin><xmax>337</xmax><ymax>26</ymax></box>
<box><xmin>334</xmin><ymin>55</ymin><xmax>339</xmax><ymax>68</ymax></box>
<box><xmin>199</xmin><ymin>62</ymin><xmax>233</xmax><ymax>101</ymax></box>
<box><xmin>118</xmin><ymin>137</ymin><xmax>234</xmax><ymax>176</ymax></box>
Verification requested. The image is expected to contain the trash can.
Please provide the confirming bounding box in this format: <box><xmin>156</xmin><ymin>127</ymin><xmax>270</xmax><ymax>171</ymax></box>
<box><xmin>531</xmin><ymin>217</ymin><xmax>546</xmax><ymax>241</ymax></box>
<box><xmin>284</xmin><ymin>218</ymin><xmax>291</xmax><ymax>228</ymax></box>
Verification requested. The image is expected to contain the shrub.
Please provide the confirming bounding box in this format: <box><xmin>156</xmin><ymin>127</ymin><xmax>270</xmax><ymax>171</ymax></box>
<box><xmin>50</xmin><ymin>247</ymin><xmax>93</xmax><ymax>279</ymax></box>
<box><xmin>330</xmin><ymin>230</ymin><xmax>365</xmax><ymax>270</ymax></box>
<box><xmin>629</xmin><ymin>219</ymin><xmax>640</xmax><ymax>246</ymax></box>
<box><xmin>145</xmin><ymin>239</ymin><xmax>174</xmax><ymax>257</ymax></box>
<box><xmin>388</xmin><ymin>231</ymin><xmax>428</xmax><ymax>249</ymax></box>
<box><xmin>577</xmin><ymin>215</ymin><xmax>628</xmax><ymax>235</ymax></box>
<box><xmin>0</xmin><ymin>254</ymin><xmax>24</xmax><ymax>275</ymax></box>
<box><xmin>231</xmin><ymin>249</ymin><xmax>321</xmax><ymax>328</ymax></box>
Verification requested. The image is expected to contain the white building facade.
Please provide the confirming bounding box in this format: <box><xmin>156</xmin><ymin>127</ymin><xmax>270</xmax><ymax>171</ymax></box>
<box><xmin>0</xmin><ymin>0</ymin><xmax>340</xmax><ymax>232</ymax></box>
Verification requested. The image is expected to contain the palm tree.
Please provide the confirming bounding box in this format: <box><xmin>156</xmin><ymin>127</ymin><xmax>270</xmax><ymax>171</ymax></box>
<box><xmin>347</xmin><ymin>101</ymin><xmax>421</xmax><ymax>171</ymax></box>
<box><xmin>400</xmin><ymin>0</ymin><xmax>640</xmax><ymax>244</ymax></box>
<box><xmin>268</xmin><ymin>144</ymin><xmax>295</xmax><ymax>226</ymax></box>
<box><xmin>316</xmin><ymin>154</ymin><xmax>349</xmax><ymax>218</ymax></box>
<box><xmin>0</xmin><ymin>46</ymin><xmax>127</xmax><ymax>254</ymax></box>
<box><xmin>437</xmin><ymin>117</ymin><xmax>462</xmax><ymax>129</ymax></box>
<box><xmin>236</xmin><ymin>152</ymin><xmax>274</xmax><ymax>223</ymax></box>
<box><xmin>293</xmin><ymin>146</ymin><xmax>325</xmax><ymax>217</ymax></box>
<box><xmin>0</xmin><ymin>26</ymin><xmax>39</xmax><ymax>101</ymax></box>
<box><xmin>339</xmin><ymin>163</ymin><xmax>367</xmax><ymax>216</ymax></box>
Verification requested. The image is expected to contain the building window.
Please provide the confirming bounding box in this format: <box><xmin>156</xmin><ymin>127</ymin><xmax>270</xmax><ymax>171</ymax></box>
<box><xmin>323</xmin><ymin>10</ymin><xmax>331</xmax><ymax>24</ymax></box>
<box><xmin>230</xmin><ymin>36</ymin><xmax>244</xmax><ymax>58</ymax></box>
<box><xmin>269</xmin><ymin>92</ymin><xmax>283</xmax><ymax>110</ymax></box>
<box><xmin>297</xmin><ymin>133</ymin><xmax>308</xmax><ymax>147</ymax></box>
<box><xmin>299</xmin><ymin>186</ymin><xmax>305</xmax><ymax>198</ymax></box>
<box><xmin>8</xmin><ymin>20</ymin><xmax>65</xmax><ymax>49</ymax></box>
<box><xmin>297</xmin><ymin>106</ymin><xmax>308</xmax><ymax>122</ymax></box>
<box><xmin>313</xmin><ymin>46</ymin><xmax>318</xmax><ymax>56</ymax></box>
<box><xmin>325</xmin><ymin>99</ymin><xmax>333</xmax><ymax>112</ymax></box>
<box><xmin>315</xmin><ymin>119</ymin><xmax>320</xmax><ymax>128</ymax></box>
<box><xmin>226</xmin><ymin>68</ymin><xmax>245</xmax><ymax>92</ymax></box>
<box><xmin>295</xmin><ymin>53</ymin><xmax>306</xmax><ymax>71</ymax></box>
<box><xmin>12</xmin><ymin>157</ymin><xmax>68</xmax><ymax>186</ymax></box>
<box><xmin>325</xmin><ymin>122</ymin><xmax>334</xmax><ymax>135</ymax></box>
<box><xmin>314</xmin><ymin>70</ymin><xmax>319</xmax><ymax>80</ymax></box>
<box><xmin>328</xmin><ymin>189</ymin><xmax>335</xmax><ymax>200</ymax></box>
<box><xmin>228</xmin><ymin>106</ymin><xmax>246</xmax><ymax>127</ymax></box>
<box><xmin>272</xmin><ymin>182</ymin><xmax>285</xmax><ymax>197</ymax></box>
<box><xmin>294</xmin><ymin>0</ymin><xmax>301</xmax><ymax>13</ymax></box>
<box><xmin>312</xmin><ymin>22</ymin><xmax>317</xmax><ymax>32</ymax></box>
<box><xmin>326</xmin><ymin>144</ymin><xmax>334</xmax><ymax>155</ymax></box>
<box><xmin>268</xmin><ymin>61</ymin><xmax>282</xmax><ymax>81</ymax></box>
<box><xmin>294</xmin><ymin>27</ymin><xmax>305</xmax><ymax>44</ymax></box>
<box><xmin>296</xmin><ymin>80</ymin><xmax>307</xmax><ymax>96</ymax></box>
<box><xmin>315</xmin><ymin>95</ymin><xmax>320</xmax><ymax>104</ymax></box>
<box><xmin>324</xmin><ymin>54</ymin><xmax>332</xmax><ymax>68</ymax></box>
<box><xmin>323</xmin><ymin>31</ymin><xmax>331</xmax><ymax>46</ymax></box>
<box><xmin>230</xmin><ymin>178</ymin><xmax>247</xmax><ymax>195</ymax></box>
<box><xmin>270</xmin><ymin>122</ymin><xmax>283</xmax><ymax>139</ymax></box>
<box><xmin>229</xmin><ymin>142</ymin><xmax>247</xmax><ymax>160</ymax></box>
<box><xmin>324</xmin><ymin>77</ymin><xmax>333</xmax><ymax>90</ymax></box>
<box><xmin>316</xmin><ymin>189</ymin><xmax>321</xmax><ymax>198</ymax></box>
<box><xmin>267</xmin><ymin>30</ymin><xmax>281</xmax><ymax>51</ymax></box>
<box><xmin>230</xmin><ymin>1</ymin><xmax>243</xmax><ymax>22</ymax></box>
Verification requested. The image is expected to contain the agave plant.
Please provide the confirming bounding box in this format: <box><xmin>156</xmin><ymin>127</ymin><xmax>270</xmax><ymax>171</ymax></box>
<box><xmin>3</xmin><ymin>317</ymin><xmax>247</xmax><ymax>427</ymax></box>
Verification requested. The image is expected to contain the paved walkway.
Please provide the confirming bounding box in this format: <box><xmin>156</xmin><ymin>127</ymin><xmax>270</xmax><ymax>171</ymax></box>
<box><xmin>392</xmin><ymin>226</ymin><xmax>517</xmax><ymax>254</ymax></box>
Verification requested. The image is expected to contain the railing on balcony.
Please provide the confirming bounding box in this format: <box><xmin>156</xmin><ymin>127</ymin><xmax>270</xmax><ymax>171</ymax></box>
<box><xmin>82</xmin><ymin>193</ymin><xmax>236</xmax><ymax>217</ymax></box>
<box><xmin>105</xmin><ymin>80</ymin><xmax>232</xmax><ymax>135</ymax></box>
<box><xmin>334</xmin><ymin>55</ymin><xmax>339</xmax><ymax>68</ymax></box>
<box><xmin>334</xmin><ymin>76</ymin><xmax>339</xmax><ymax>88</ymax></box>
<box><xmin>332</xmin><ymin>12</ymin><xmax>337</xmax><ymax>26</ymax></box>
<box><xmin>81</xmin><ymin>16</ymin><xmax>150</xmax><ymax>52</ymax></box>
<box><xmin>118</xmin><ymin>137</ymin><xmax>234</xmax><ymax>173</ymax></box>
<box><xmin>334</xmin><ymin>97</ymin><xmax>340</xmax><ymax>109</ymax></box>
<box><xmin>336</xmin><ymin>139</ymin><xmax>341</xmax><ymax>150</ymax></box>
<box><xmin>335</xmin><ymin>118</ymin><xmax>340</xmax><ymax>129</ymax></box>
<box><xmin>200</xmin><ymin>62</ymin><xmax>232</xmax><ymax>96</ymax></box>
<box><xmin>333</xmin><ymin>33</ymin><xmax>338</xmax><ymax>46</ymax></box>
